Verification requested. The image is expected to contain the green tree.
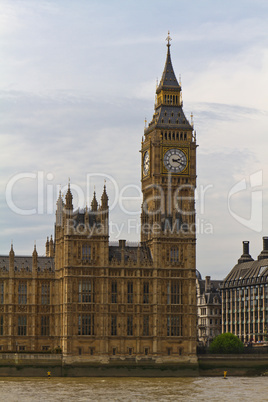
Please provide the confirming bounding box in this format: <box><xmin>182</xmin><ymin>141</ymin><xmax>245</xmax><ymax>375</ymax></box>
<box><xmin>209</xmin><ymin>333</ymin><xmax>244</xmax><ymax>354</ymax></box>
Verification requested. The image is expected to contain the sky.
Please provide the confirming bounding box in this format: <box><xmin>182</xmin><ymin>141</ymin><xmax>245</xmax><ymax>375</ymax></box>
<box><xmin>1</xmin><ymin>0</ymin><xmax>268</xmax><ymax>279</ymax></box>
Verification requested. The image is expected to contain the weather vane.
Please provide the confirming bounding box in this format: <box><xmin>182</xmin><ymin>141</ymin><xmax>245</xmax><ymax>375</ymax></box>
<box><xmin>166</xmin><ymin>31</ymin><xmax>172</xmax><ymax>46</ymax></box>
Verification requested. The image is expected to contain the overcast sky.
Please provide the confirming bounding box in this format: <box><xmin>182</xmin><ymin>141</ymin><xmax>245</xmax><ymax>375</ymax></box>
<box><xmin>1</xmin><ymin>0</ymin><xmax>268</xmax><ymax>279</ymax></box>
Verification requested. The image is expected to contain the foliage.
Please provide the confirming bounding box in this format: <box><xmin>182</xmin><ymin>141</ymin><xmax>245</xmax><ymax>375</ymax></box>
<box><xmin>209</xmin><ymin>333</ymin><xmax>244</xmax><ymax>354</ymax></box>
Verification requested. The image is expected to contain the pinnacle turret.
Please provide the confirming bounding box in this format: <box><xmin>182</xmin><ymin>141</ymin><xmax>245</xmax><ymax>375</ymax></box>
<box><xmin>46</xmin><ymin>236</ymin><xmax>49</xmax><ymax>256</ymax></box>
<box><xmin>9</xmin><ymin>242</ymin><xmax>14</xmax><ymax>258</ymax></box>
<box><xmin>101</xmin><ymin>184</ymin><xmax>108</xmax><ymax>209</ymax></box>
<box><xmin>65</xmin><ymin>181</ymin><xmax>73</xmax><ymax>210</ymax></box>
<box><xmin>91</xmin><ymin>191</ymin><xmax>98</xmax><ymax>212</ymax></box>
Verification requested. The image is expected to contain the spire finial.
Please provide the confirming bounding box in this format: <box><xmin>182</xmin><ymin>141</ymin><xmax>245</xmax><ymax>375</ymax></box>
<box><xmin>144</xmin><ymin>117</ymin><xmax>147</xmax><ymax>128</ymax></box>
<box><xmin>191</xmin><ymin>112</ymin><xmax>194</xmax><ymax>127</ymax></box>
<box><xmin>166</xmin><ymin>31</ymin><xmax>172</xmax><ymax>47</ymax></box>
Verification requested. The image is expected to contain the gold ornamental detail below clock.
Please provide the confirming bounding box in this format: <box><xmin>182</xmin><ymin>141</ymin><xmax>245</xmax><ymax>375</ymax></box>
<box><xmin>162</xmin><ymin>147</ymin><xmax>189</xmax><ymax>175</ymax></box>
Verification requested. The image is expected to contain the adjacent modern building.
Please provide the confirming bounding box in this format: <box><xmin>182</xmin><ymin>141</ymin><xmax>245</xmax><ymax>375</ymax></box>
<box><xmin>222</xmin><ymin>238</ymin><xmax>268</xmax><ymax>342</ymax></box>
<box><xmin>0</xmin><ymin>36</ymin><xmax>198</xmax><ymax>365</ymax></box>
<box><xmin>196</xmin><ymin>272</ymin><xmax>222</xmax><ymax>345</ymax></box>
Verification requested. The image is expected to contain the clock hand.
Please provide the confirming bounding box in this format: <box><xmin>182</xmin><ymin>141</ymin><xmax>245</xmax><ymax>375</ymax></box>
<box><xmin>172</xmin><ymin>158</ymin><xmax>181</xmax><ymax>164</ymax></box>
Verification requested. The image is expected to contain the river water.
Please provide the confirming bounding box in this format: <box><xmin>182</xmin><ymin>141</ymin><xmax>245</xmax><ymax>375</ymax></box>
<box><xmin>0</xmin><ymin>377</ymin><xmax>266</xmax><ymax>402</ymax></box>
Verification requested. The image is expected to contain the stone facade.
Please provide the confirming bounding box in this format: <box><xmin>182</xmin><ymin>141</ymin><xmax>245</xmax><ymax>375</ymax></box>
<box><xmin>0</xmin><ymin>37</ymin><xmax>197</xmax><ymax>364</ymax></box>
<box><xmin>196</xmin><ymin>273</ymin><xmax>222</xmax><ymax>346</ymax></box>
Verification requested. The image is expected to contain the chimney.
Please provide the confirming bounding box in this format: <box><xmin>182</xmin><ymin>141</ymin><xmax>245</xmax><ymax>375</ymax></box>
<box><xmin>205</xmin><ymin>276</ymin><xmax>211</xmax><ymax>292</ymax></box>
<box><xmin>243</xmin><ymin>241</ymin><xmax>249</xmax><ymax>255</ymax></box>
<box><xmin>238</xmin><ymin>241</ymin><xmax>254</xmax><ymax>264</ymax></box>
<box><xmin>258</xmin><ymin>236</ymin><xmax>268</xmax><ymax>260</ymax></box>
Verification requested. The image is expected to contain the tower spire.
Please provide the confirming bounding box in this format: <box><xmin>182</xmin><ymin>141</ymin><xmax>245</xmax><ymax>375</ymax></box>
<box><xmin>157</xmin><ymin>32</ymin><xmax>180</xmax><ymax>93</ymax></box>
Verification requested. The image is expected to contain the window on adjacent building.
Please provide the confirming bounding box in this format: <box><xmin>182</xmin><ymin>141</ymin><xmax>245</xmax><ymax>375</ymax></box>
<box><xmin>128</xmin><ymin>348</ymin><xmax>133</xmax><ymax>355</ymax></box>
<box><xmin>111</xmin><ymin>315</ymin><xmax>117</xmax><ymax>336</ymax></box>
<box><xmin>144</xmin><ymin>348</ymin><xmax>149</xmax><ymax>355</ymax></box>
<box><xmin>0</xmin><ymin>282</ymin><xmax>3</xmax><ymax>304</ymax></box>
<box><xmin>82</xmin><ymin>244</ymin><xmax>91</xmax><ymax>261</ymax></box>
<box><xmin>167</xmin><ymin>315</ymin><xmax>181</xmax><ymax>336</ymax></box>
<box><xmin>127</xmin><ymin>315</ymin><xmax>133</xmax><ymax>336</ymax></box>
<box><xmin>18</xmin><ymin>283</ymin><xmax>27</xmax><ymax>305</ymax></box>
<box><xmin>111</xmin><ymin>281</ymin><xmax>117</xmax><ymax>303</ymax></box>
<box><xmin>143</xmin><ymin>282</ymin><xmax>149</xmax><ymax>304</ymax></box>
<box><xmin>41</xmin><ymin>283</ymin><xmax>50</xmax><ymax>305</ymax></box>
<box><xmin>41</xmin><ymin>316</ymin><xmax>50</xmax><ymax>336</ymax></box>
<box><xmin>143</xmin><ymin>315</ymin><xmax>149</xmax><ymax>336</ymax></box>
<box><xmin>18</xmin><ymin>316</ymin><xmax>27</xmax><ymax>336</ymax></box>
<box><xmin>78</xmin><ymin>314</ymin><xmax>94</xmax><ymax>336</ymax></box>
<box><xmin>79</xmin><ymin>281</ymin><xmax>93</xmax><ymax>303</ymax></box>
<box><xmin>127</xmin><ymin>282</ymin><xmax>133</xmax><ymax>303</ymax></box>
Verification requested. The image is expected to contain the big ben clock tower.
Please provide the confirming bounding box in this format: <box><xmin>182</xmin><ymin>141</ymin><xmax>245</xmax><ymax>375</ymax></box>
<box><xmin>141</xmin><ymin>33</ymin><xmax>197</xmax><ymax>358</ymax></box>
<box><xmin>141</xmin><ymin>33</ymin><xmax>197</xmax><ymax>266</ymax></box>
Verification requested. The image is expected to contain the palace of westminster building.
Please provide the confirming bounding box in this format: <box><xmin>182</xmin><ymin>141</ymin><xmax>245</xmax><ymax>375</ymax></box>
<box><xmin>0</xmin><ymin>36</ymin><xmax>198</xmax><ymax>364</ymax></box>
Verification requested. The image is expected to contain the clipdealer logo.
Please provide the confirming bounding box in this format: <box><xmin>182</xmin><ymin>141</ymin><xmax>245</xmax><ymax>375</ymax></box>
<box><xmin>228</xmin><ymin>170</ymin><xmax>263</xmax><ymax>232</ymax></box>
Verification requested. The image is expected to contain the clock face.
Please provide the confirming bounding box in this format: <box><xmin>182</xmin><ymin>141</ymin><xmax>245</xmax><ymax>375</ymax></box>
<box><xmin>143</xmin><ymin>151</ymin><xmax>150</xmax><ymax>176</ymax></box>
<box><xmin>163</xmin><ymin>148</ymin><xmax>187</xmax><ymax>173</ymax></box>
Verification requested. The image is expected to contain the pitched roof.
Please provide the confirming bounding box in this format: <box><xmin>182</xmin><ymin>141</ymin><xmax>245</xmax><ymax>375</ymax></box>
<box><xmin>0</xmin><ymin>256</ymin><xmax>54</xmax><ymax>272</ymax></box>
<box><xmin>223</xmin><ymin>258</ymin><xmax>268</xmax><ymax>286</ymax></box>
<box><xmin>156</xmin><ymin>44</ymin><xmax>180</xmax><ymax>93</ymax></box>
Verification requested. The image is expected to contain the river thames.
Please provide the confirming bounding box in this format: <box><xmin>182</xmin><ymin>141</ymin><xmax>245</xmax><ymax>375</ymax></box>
<box><xmin>0</xmin><ymin>377</ymin><xmax>266</xmax><ymax>401</ymax></box>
